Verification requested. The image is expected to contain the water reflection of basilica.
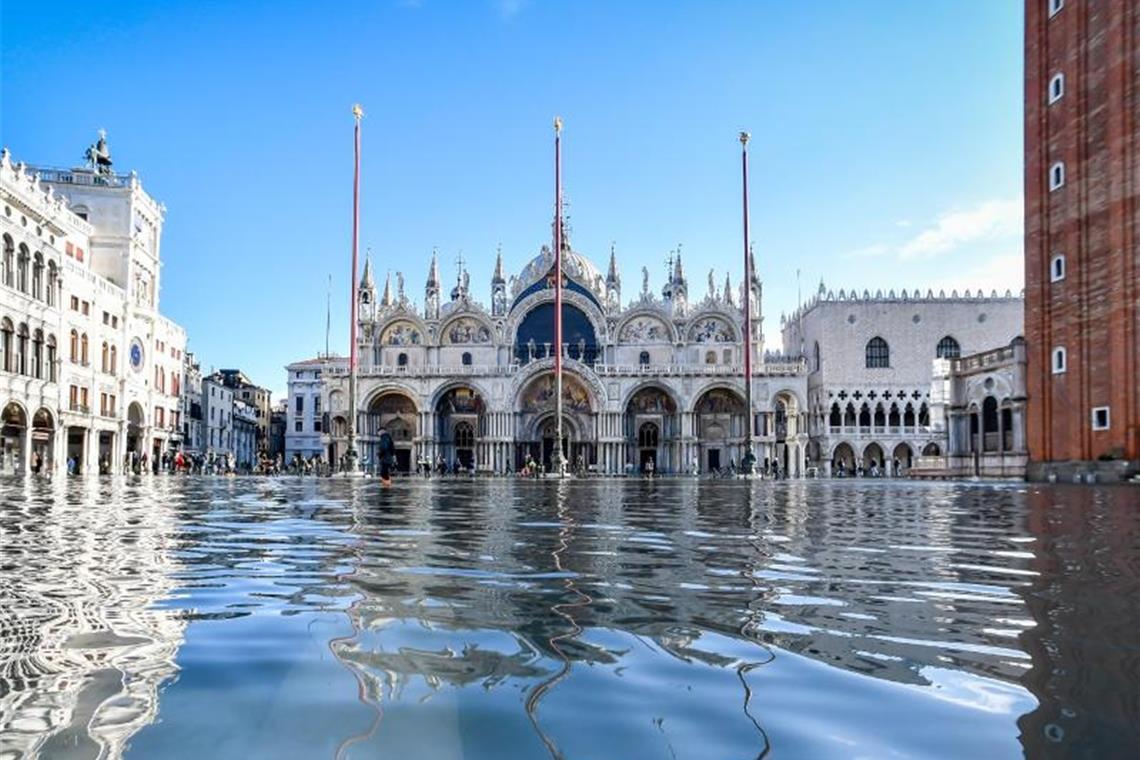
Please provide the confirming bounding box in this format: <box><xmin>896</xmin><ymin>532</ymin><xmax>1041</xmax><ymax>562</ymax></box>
<box><xmin>323</xmin><ymin>242</ymin><xmax>808</xmax><ymax>475</ymax></box>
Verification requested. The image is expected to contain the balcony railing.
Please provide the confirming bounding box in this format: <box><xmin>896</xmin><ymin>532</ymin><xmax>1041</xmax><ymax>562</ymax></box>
<box><xmin>328</xmin><ymin>358</ymin><xmax>806</xmax><ymax>378</ymax></box>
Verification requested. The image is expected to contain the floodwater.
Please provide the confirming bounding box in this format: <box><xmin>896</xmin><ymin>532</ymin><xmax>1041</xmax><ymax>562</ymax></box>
<box><xmin>0</xmin><ymin>478</ymin><xmax>1137</xmax><ymax>759</ymax></box>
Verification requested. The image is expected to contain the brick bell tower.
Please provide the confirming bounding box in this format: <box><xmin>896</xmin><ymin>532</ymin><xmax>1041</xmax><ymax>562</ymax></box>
<box><xmin>1023</xmin><ymin>0</ymin><xmax>1139</xmax><ymax>475</ymax></box>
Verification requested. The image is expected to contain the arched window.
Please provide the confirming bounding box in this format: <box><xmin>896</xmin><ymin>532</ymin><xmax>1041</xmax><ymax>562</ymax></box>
<box><xmin>918</xmin><ymin>403</ymin><xmax>930</xmax><ymax>426</ymax></box>
<box><xmin>813</xmin><ymin>341</ymin><xmax>821</xmax><ymax>371</ymax></box>
<box><xmin>873</xmin><ymin>404</ymin><xmax>886</xmax><ymax>427</ymax></box>
<box><xmin>865</xmin><ymin>337</ymin><xmax>889</xmax><ymax>368</ymax></box>
<box><xmin>0</xmin><ymin>318</ymin><xmax>12</xmax><ymax>372</ymax></box>
<box><xmin>16</xmin><ymin>245</ymin><xmax>29</xmax><ymax>293</ymax></box>
<box><xmin>46</xmin><ymin>335</ymin><xmax>57</xmax><ymax>381</ymax></box>
<box><xmin>16</xmin><ymin>323</ymin><xmax>29</xmax><ymax>374</ymax></box>
<box><xmin>101</xmin><ymin>342</ymin><xmax>109</xmax><ymax>372</ymax></box>
<box><xmin>31</xmin><ymin>253</ymin><xmax>43</xmax><ymax>300</ymax></box>
<box><xmin>638</xmin><ymin>422</ymin><xmax>659</xmax><ymax>448</ymax></box>
<box><xmin>722</xmin><ymin>348</ymin><xmax>731</xmax><ymax>364</ymax></box>
<box><xmin>829</xmin><ymin>403</ymin><xmax>841</xmax><ymax>427</ymax></box>
<box><xmin>936</xmin><ymin>335</ymin><xmax>960</xmax><ymax>359</ymax></box>
<box><xmin>903</xmin><ymin>403</ymin><xmax>916</xmax><ymax>427</ymax></box>
<box><xmin>843</xmin><ymin>403</ymin><xmax>856</xmax><ymax>428</ymax></box>
<box><xmin>639</xmin><ymin>350</ymin><xmax>650</xmax><ymax>365</ymax></box>
<box><xmin>110</xmin><ymin>344</ymin><xmax>117</xmax><ymax>373</ymax></box>
<box><xmin>888</xmin><ymin>404</ymin><xmax>900</xmax><ymax>427</ymax></box>
<box><xmin>32</xmin><ymin>329</ymin><xmax>43</xmax><ymax>379</ymax></box>
<box><xmin>397</xmin><ymin>352</ymin><xmax>408</xmax><ymax>367</ymax></box>
<box><xmin>705</xmin><ymin>350</ymin><xmax>716</xmax><ymax>364</ymax></box>
<box><xmin>982</xmin><ymin>397</ymin><xmax>999</xmax><ymax>451</ymax></box>
<box><xmin>858</xmin><ymin>403</ymin><xmax>871</xmax><ymax>429</ymax></box>
<box><xmin>46</xmin><ymin>262</ymin><xmax>57</xmax><ymax>306</ymax></box>
<box><xmin>1</xmin><ymin>235</ymin><xmax>12</xmax><ymax>287</ymax></box>
<box><xmin>461</xmin><ymin>351</ymin><xmax>472</xmax><ymax>366</ymax></box>
<box><xmin>69</xmin><ymin>329</ymin><xmax>79</xmax><ymax>364</ymax></box>
<box><xmin>80</xmin><ymin>333</ymin><xmax>88</xmax><ymax>365</ymax></box>
<box><xmin>454</xmin><ymin>421</ymin><xmax>474</xmax><ymax>448</ymax></box>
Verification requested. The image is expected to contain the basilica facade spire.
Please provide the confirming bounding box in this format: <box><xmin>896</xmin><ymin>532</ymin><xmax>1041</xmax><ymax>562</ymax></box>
<box><xmin>424</xmin><ymin>248</ymin><xmax>440</xmax><ymax>319</ymax></box>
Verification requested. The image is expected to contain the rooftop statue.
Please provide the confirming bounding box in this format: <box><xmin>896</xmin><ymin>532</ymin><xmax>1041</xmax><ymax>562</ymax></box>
<box><xmin>84</xmin><ymin>129</ymin><xmax>113</xmax><ymax>176</ymax></box>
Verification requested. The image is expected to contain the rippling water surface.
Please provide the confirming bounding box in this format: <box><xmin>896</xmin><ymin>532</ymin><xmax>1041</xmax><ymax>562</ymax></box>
<box><xmin>1</xmin><ymin>477</ymin><xmax>1137</xmax><ymax>759</ymax></box>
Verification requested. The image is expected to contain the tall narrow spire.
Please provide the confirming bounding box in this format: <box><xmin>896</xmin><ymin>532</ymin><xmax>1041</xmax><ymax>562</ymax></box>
<box><xmin>723</xmin><ymin>271</ymin><xmax>734</xmax><ymax>305</ymax></box>
<box><xmin>381</xmin><ymin>271</ymin><xmax>392</xmax><ymax>306</ymax></box>
<box><xmin>360</xmin><ymin>253</ymin><xmax>375</xmax><ymax>290</ymax></box>
<box><xmin>607</xmin><ymin>243</ymin><xmax>620</xmax><ymax>285</ymax></box>
<box><xmin>492</xmin><ymin>245</ymin><xmax>505</xmax><ymax>284</ymax></box>
<box><xmin>427</xmin><ymin>248</ymin><xmax>440</xmax><ymax>287</ymax></box>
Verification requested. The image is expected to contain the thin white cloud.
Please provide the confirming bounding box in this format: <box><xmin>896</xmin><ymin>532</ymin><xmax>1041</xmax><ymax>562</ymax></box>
<box><xmin>899</xmin><ymin>198</ymin><xmax>1022</xmax><ymax>260</ymax></box>
<box><xmin>935</xmin><ymin>251</ymin><xmax>1025</xmax><ymax>295</ymax></box>
<box><xmin>894</xmin><ymin>219</ymin><xmax>911</xmax><ymax>228</ymax></box>
<box><xmin>842</xmin><ymin>243</ymin><xmax>891</xmax><ymax>260</ymax></box>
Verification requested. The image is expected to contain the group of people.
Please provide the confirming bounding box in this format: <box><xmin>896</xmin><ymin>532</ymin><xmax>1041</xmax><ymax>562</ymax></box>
<box><xmin>833</xmin><ymin>457</ymin><xmax>903</xmax><ymax>478</ymax></box>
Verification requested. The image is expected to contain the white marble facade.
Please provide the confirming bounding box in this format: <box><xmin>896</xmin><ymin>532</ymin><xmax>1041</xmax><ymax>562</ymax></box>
<box><xmin>322</xmin><ymin>245</ymin><xmax>810</xmax><ymax>475</ymax></box>
<box><xmin>1</xmin><ymin>142</ymin><xmax>186</xmax><ymax>476</ymax></box>
<box><xmin>780</xmin><ymin>283</ymin><xmax>1025</xmax><ymax>477</ymax></box>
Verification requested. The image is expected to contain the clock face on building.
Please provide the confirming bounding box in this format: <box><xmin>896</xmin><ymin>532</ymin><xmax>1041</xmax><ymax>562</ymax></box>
<box><xmin>129</xmin><ymin>338</ymin><xmax>144</xmax><ymax>371</ymax></box>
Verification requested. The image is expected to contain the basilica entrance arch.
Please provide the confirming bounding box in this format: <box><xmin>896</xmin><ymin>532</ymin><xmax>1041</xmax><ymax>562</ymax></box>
<box><xmin>516</xmin><ymin>370</ymin><xmax>597</xmax><ymax>471</ymax></box>
<box><xmin>436</xmin><ymin>386</ymin><xmax>485</xmax><ymax>471</ymax></box>
<box><xmin>362</xmin><ymin>391</ymin><xmax>418</xmax><ymax>473</ymax></box>
<box><xmin>692</xmin><ymin>387</ymin><xmax>747</xmax><ymax>473</ymax></box>
<box><xmin>624</xmin><ymin>384</ymin><xmax>679</xmax><ymax>474</ymax></box>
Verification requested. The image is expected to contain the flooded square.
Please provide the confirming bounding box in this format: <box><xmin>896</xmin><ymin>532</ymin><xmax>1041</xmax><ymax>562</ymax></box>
<box><xmin>1</xmin><ymin>477</ymin><xmax>1137</xmax><ymax>759</ymax></box>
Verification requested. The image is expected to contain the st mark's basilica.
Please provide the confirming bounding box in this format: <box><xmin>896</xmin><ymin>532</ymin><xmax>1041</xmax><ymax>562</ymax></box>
<box><xmin>321</xmin><ymin>239</ymin><xmax>809</xmax><ymax>476</ymax></box>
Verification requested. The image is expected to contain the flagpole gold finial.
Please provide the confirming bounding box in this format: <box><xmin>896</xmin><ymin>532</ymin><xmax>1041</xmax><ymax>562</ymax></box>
<box><xmin>740</xmin><ymin>131</ymin><xmax>750</xmax><ymax>147</ymax></box>
<box><xmin>554</xmin><ymin>116</ymin><xmax>563</xmax><ymax>134</ymax></box>
<box><xmin>352</xmin><ymin>104</ymin><xmax>364</xmax><ymax>121</ymax></box>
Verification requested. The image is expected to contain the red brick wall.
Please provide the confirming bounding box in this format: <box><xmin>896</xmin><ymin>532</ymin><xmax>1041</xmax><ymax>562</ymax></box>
<box><xmin>1025</xmin><ymin>0</ymin><xmax>1139</xmax><ymax>463</ymax></box>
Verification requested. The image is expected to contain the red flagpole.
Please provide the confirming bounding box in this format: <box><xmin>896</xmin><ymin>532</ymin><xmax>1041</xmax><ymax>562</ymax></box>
<box><xmin>740</xmin><ymin>131</ymin><xmax>754</xmax><ymax>471</ymax></box>
<box><xmin>553</xmin><ymin>116</ymin><xmax>564</xmax><ymax>475</ymax></box>
<box><xmin>348</xmin><ymin>104</ymin><xmax>363</xmax><ymax>468</ymax></box>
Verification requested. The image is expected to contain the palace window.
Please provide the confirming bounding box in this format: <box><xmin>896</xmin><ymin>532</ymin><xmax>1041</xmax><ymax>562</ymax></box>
<box><xmin>1048</xmin><ymin>73</ymin><xmax>1064</xmax><ymax>104</ymax></box>
<box><xmin>1052</xmin><ymin>346</ymin><xmax>1067</xmax><ymax>374</ymax></box>
<box><xmin>865</xmin><ymin>337</ymin><xmax>890</xmax><ymax>368</ymax></box>
<box><xmin>705</xmin><ymin>351</ymin><xmax>716</xmax><ymax>364</ymax></box>
<box><xmin>936</xmin><ymin>335</ymin><xmax>960</xmax><ymax>359</ymax></box>
<box><xmin>1049</xmin><ymin>162</ymin><xmax>1065</xmax><ymax>191</ymax></box>
<box><xmin>397</xmin><ymin>352</ymin><xmax>408</xmax><ymax>367</ymax></box>
<box><xmin>639</xmin><ymin>351</ymin><xmax>650</xmax><ymax>366</ymax></box>
<box><xmin>1051</xmin><ymin>254</ymin><xmax>1065</xmax><ymax>282</ymax></box>
<box><xmin>462</xmin><ymin>351</ymin><xmax>472</xmax><ymax>366</ymax></box>
<box><xmin>813</xmin><ymin>341</ymin><xmax>820</xmax><ymax>371</ymax></box>
<box><xmin>1091</xmin><ymin>406</ymin><xmax>1110</xmax><ymax>431</ymax></box>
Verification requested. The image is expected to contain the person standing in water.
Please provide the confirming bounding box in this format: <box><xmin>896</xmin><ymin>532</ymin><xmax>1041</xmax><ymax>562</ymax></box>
<box><xmin>378</xmin><ymin>431</ymin><xmax>396</xmax><ymax>485</ymax></box>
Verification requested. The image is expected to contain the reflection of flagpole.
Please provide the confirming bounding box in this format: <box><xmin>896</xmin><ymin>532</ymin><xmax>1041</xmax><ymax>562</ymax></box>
<box><xmin>740</xmin><ymin>131</ymin><xmax>755</xmax><ymax>473</ymax></box>
<box><xmin>348</xmin><ymin>104</ymin><xmax>363</xmax><ymax>471</ymax></box>
<box><xmin>553</xmin><ymin>116</ymin><xmax>565</xmax><ymax>477</ymax></box>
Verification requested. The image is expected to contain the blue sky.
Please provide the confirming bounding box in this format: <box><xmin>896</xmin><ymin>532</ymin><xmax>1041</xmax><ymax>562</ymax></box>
<box><xmin>1</xmin><ymin>0</ymin><xmax>1023</xmax><ymax>397</ymax></box>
